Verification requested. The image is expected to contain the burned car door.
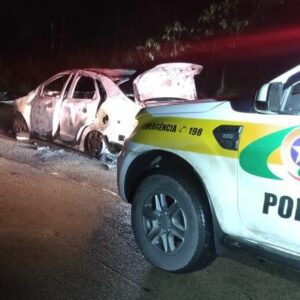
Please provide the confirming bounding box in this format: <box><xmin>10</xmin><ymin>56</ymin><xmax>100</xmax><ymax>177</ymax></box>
<box><xmin>30</xmin><ymin>74</ymin><xmax>72</xmax><ymax>138</ymax></box>
<box><xmin>59</xmin><ymin>75</ymin><xmax>102</xmax><ymax>142</ymax></box>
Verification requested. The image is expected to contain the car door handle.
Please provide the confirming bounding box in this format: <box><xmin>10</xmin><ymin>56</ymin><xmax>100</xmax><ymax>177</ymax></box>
<box><xmin>46</xmin><ymin>103</ymin><xmax>53</xmax><ymax>108</ymax></box>
<box><xmin>82</xmin><ymin>107</ymin><xmax>87</xmax><ymax>113</ymax></box>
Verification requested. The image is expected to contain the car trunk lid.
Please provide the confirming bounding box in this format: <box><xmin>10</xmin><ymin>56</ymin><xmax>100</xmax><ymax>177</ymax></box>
<box><xmin>133</xmin><ymin>63</ymin><xmax>203</xmax><ymax>105</ymax></box>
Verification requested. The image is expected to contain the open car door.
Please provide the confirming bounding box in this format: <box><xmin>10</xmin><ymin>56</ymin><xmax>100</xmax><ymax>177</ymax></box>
<box><xmin>59</xmin><ymin>74</ymin><xmax>104</xmax><ymax>142</ymax></box>
<box><xmin>30</xmin><ymin>73</ymin><xmax>73</xmax><ymax>139</ymax></box>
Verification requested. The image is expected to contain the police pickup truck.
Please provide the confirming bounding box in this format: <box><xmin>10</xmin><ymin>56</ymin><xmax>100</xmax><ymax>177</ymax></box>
<box><xmin>117</xmin><ymin>65</ymin><xmax>300</xmax><ymax>273</ymax></box>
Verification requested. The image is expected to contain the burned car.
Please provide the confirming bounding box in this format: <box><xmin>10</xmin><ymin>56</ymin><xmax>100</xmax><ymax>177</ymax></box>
<box><xmin>13</xmin><ymin>63</ymin><xmax>201</xmax><ymax>158</ymax></box>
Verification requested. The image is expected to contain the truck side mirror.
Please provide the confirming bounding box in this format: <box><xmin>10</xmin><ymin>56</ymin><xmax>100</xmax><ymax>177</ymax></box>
<box><xmin>267</xmin><ymin>82</ymin><xmax>283</xmax><ymax>112</ymax></box>
<box><xmin>255</xmin><ymin>82</ymin><xmax>283</xmax><ymax>113</ymax></box>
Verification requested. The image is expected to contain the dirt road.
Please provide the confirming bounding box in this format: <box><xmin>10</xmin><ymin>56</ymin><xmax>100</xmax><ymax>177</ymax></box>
<box><xmin>0</xmin><ymin>102</ymin><xmax>300</xmax><ymax>299</ymax></box>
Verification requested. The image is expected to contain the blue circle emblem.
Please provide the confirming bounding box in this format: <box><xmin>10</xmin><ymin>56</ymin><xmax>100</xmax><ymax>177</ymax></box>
<box><xmin>290</xmin><ymin>137</ymin><xmax>300</xmax><ymax>166</ymax></box>
<box><xmin>281</xmin><ymin>128</ymin><xmax>300</xmax><ymax>180</ymax></box>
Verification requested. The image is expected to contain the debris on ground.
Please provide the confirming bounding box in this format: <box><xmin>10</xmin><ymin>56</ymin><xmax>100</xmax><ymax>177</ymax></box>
<box><xmin>37</xmin><ymin>146</ymin><xmax>50</xmax><ymax>151</ymax></box>
<box><xmin>35</xmin><ymin>146</ymin><xmax>67</xmax><ymax>161</ymax></box>
<box><xmin>99</xmin><ymin>153</ymin><xmax>118</xmax><ymax>171</ymax></box>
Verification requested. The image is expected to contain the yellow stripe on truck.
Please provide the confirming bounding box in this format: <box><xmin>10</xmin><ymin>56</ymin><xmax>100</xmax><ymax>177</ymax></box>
<box><xmin>133</xmin><ymin>116</ymin><xmax>239</xmax><ymax>158</ymax></box>
<box><xmin>132</xmin><ymin>115</ymin><xmax>286</xmax><ymax>159</ymax></box>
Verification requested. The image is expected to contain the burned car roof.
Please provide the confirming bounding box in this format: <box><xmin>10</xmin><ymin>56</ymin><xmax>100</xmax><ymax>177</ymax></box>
<box><xmin>83</xmin><ymin>68</ymin><xmax>136</xmax><ymax>82</ymax></box>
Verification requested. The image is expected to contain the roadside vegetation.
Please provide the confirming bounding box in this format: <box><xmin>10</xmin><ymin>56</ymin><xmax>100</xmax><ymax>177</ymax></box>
<box><xmin>0</xmin><ymin>0</ymin><xmax>293</xmax><ymax>100</ymax></box>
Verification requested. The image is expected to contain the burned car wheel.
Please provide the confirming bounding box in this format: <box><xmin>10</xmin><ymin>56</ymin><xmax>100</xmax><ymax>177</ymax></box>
<box><xmin>13</xmin><ymin>113</ymin><xmax>29</xmax><ymax>139</ymax></box>
<box><xmin>132</xmin><ymin>171</ymin><xmax>215</xmax><ymax>273</ymax></box>
<box><xmin>85</xmin><ymin>130</ymin><xmax>103</xmax><ymax>158</ymax></box>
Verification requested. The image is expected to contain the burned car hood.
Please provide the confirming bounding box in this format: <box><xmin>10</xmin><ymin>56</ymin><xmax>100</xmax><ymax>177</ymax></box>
<box><xmin>133</xmin><ymin>63</ymin><xmax>203</xmax><ymax>104</ymax></box>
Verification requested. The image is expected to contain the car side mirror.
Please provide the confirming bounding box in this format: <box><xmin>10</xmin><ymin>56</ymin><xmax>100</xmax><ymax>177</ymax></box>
<box><xmin>255</xmin><ymin>82</ymin><xmax>283</xmax><ymax>113</ymax></box>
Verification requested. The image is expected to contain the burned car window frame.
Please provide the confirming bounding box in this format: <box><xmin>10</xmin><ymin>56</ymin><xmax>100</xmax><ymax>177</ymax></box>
<box><xmin>41</xmin><ymin>74</ymin><xmax>71</xmax><ymax>98</ymax></box>
<box><xmin>71</xmin><ymin>75</ymin><xmax>97</xmax><ymax>100</ymax></box>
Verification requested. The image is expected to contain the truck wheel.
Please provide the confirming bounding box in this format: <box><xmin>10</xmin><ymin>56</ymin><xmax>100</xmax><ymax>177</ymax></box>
<box><xmin>132</xmin><ymin>171</ymin><xmax>215</xmax><ymax>273</ymax></box>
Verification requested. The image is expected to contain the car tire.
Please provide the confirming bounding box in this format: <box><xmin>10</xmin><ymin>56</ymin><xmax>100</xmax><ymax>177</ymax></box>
<box><xmin>85</xmin><ymin>130</ymin><xmax>103</xmax><ymax>158</ymax></box>
<box><xmin>13</xmin><ymin>113</ymin><xmax>29</xmax><ymax>139</ymax></box>
<box><xmin>132</xmin><ymin>171</ymin><xmax>216</xmax><ymax>273</ymax></box>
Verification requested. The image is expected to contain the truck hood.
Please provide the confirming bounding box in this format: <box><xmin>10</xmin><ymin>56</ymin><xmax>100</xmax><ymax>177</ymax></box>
<box><xmin>136</xmin><ymin>100</ymin><xmax>226</xmax><ymax>118</ymax></box>
<box><xmin>133</xmin><ymin>63</ymin><xmax>202</xmax><ymax>104</ymax></box>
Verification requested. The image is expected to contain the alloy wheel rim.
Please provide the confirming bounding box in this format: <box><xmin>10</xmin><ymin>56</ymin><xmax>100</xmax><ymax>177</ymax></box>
<box><xmin>142</xmin><ymin>193</ymin><xmax>187</xmax><ymax>254</ymax></box>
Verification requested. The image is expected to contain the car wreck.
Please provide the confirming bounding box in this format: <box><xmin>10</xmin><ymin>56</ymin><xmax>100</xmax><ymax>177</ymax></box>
<box><xmin>13</xmin><ymin>63</ymin><xmax>202</xmax><ymax>159</ymax></box>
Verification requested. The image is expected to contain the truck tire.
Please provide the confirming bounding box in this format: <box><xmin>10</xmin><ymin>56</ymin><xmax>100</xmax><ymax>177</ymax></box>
<box><xmin>132</xmin><ymin>171</ymin><xmax>216</xmax><ymax>273</ymax></box>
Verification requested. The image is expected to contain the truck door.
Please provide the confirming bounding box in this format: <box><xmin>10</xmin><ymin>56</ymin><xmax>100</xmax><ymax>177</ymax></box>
<box><xmin>237</xmin><ymin>111</ymin><xmax>300</xmax><ymax>254</ymax></box>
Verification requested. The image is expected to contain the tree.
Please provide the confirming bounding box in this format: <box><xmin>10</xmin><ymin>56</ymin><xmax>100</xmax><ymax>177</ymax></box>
<box><xmin>135</xmin><ymin>0</ymin><xmax>284</xmax><ymax>96</ymax></box>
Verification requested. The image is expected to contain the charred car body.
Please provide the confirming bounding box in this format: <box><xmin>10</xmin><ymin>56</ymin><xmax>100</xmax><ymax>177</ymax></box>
<box><xmin>13</xmin><ymin>63</ymin><xmax>201</xmax><ymax>158</ymax></box>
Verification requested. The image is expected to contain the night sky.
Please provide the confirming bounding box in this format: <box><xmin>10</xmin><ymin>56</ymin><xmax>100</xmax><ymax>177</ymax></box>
<box><xmin>0</xmin><ymin>0</ymin><xmax>298</xmax><ymax>51</ymax></box>
<box><xmin>0</xmin><ymin>0</ymin><xmax>299</xmax><ymax>95</ymax></box>
<box><xmin>0</xmin><ymin>0</ymin><xmax>203</xmax><ymax>51</ymax></box>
